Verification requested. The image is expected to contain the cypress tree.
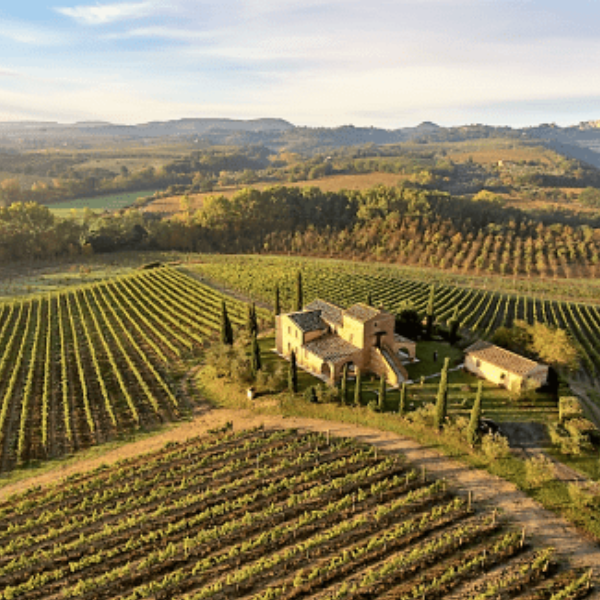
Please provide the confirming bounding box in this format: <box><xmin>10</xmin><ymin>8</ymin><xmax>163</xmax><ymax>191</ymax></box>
<box><xmin>426</xmin><ymin>285</ymin><xmax>435</xmax><ymax>339</ymax></box>
<box><xmin>398</xmin><ymin>382</ymin><xmax>407</xmax><ymax>416</ymax></box>
<box><xmin>220</xmin><ymin>301</ymin><xmax>233</xmax><ymax>345</ymax></box>
<box><xmin>250</xmin><ymin>332</ymin><xmax>262</xmax><ymax>377</ymax></box>
<box><xmin>288</xmin><ymin>350</ymin><xmax>298</xmax><ymax>394</ymax></box>
<box><xmin>434</xmin><ymin>357</ymin><xmax>450</xmax><ymax>429</ymax></box>
<box><xmin>251</xmin><ymin>303</ymin><xmax>258</xmax><ymax>335</ymax></box>
<box><xmin>340</xmin><ymin>363</ymin><xmax>349</xmax><ymax>405</ymax></box>
<box><xmin>467</xmin><ymin>381</ymin><xmax>483</xmax><ymax>447</ymax></box>
<box><xmin>295</xmin><ymin>271</ymin><xmax>303</xmax><ymax>311</ymax></box>
<box><xmin>366</xmin><ymin>291</ymin><xmax>373</xmax><ymax>306</ymax></box>
<box><xmin>274</xmin><ymin>284</ymin><xmax>281</xmax><ymax>317</ymax></box>
<box><xmin>247</xmin><ymin>302</ymin><xmax>258</xmax><ymax>336</ymax></box>
<box><xmin>354</xmin><ymin>368</ymin><xmax>362</xmax><ymax>407</ymax></box>
<box><xmin>378</xmin><ymin>375</ymin><xmax>386</xmax><ymax>411</ymax></box>
<box><xmin>449</xmin><ymin>306</ymin><xmax>460</xmax><ymax>344</ymax></box>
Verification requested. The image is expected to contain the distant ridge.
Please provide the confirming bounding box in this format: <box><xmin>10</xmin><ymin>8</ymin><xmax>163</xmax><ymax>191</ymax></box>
<box><xmin>1</xmin><ymin>117</ymin><xmax>600</xmax><ymax>167</ymax></box>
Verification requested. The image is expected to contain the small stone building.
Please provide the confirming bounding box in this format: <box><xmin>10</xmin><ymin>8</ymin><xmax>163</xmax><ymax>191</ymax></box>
<box><xmin>464</xmin><ymin>340</ymin><xmax>549</xmax><ymax>392</ymax></box>
<box><xmin>276</xmin><ymin>299</ymin><xmax>416</xmax><ymax>386</ymax></box>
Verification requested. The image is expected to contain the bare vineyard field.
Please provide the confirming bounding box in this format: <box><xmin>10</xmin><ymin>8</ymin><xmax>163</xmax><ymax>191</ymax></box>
<box><xmin>0</xmin><ymin>266</ymin><xmax>264</xmax><ymax>472</ymax></box>
<box><xmin>0</xmin><ymin>427</ymin><xmax>591</xmax><ymax>600</ymax></box>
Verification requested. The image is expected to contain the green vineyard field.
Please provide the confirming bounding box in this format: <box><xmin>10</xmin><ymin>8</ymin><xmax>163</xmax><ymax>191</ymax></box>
<box><xmin>188</xmin><ymin>256</ymin><xmax>600</xmax><ymax>378</ymax></box>
<box><xmin>0</xmin><ymin>266</ymin><xmax>264</xmax><ymax>472</ymax></box>
<box><xmin>0</xmin><ymin>427</ymin><xmax>590</xmax><ymax>600</ymax></box>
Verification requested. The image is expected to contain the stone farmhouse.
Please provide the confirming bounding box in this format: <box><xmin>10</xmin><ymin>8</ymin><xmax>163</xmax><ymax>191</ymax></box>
<box><xmin>276</xmin><ymin>299</ymin><xmax>416</xmax><ymax>387</ymax></box>
<box><xmin>464</xmin><ymin>340</ymin><xmax>549</xmax><ymax>392</ymax></box>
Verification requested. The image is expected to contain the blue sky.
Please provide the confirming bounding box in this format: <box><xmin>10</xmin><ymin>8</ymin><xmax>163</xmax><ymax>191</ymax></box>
<box><xmin>0</xmin><ymin>0</ymin><xmax>599</xmax><ymax>127</ymax></box>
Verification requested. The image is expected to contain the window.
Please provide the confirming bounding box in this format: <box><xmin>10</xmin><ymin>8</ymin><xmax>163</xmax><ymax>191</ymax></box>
<box><xmin>287</xmin><ymin>326</ymin><xmax>291</xmax><ymax>335</ymax></box>
<box><xmin>476</xmin><ymin>359</ymin><xmax>481</xmax><ymax>368</ymax></box>
<box><xmin>500</xmin><ymin>373</ymin><xmax>506</xmax><ymax>380</ymax></box>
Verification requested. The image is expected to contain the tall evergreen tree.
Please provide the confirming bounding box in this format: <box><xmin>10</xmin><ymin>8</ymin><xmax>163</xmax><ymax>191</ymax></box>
<box><xmin>425</xmin><ymin>285</ymin><xmax>436</xmax><ymax>339</ymax></box>
<box><xmin>448</xmin><ymin>306</ymin><xmax>460</xmax><ymax>344</ymax></box>
<box><xmin>288</xmin><ymin>350</ymin><xmax>298</xmax><ymax>394</ymax></box>
<box><xmin>274</xmin><ymin>284</ymin><xmax>281</xmax><ymax>317</ymax></box>
<box><xmin>220</xmin><ymin>301</ymin><xmax>233</xmax><ymax>345</ymax></box>
<box><xmin>378</xmin><ymin>375</ymin><xmax>386</xmax><ymax>411</ymax></box>
<box><xmin>398</xmin><ymin>382</ymin><xmax>407</xmax><ymax>416</ymax></box>
<box><xmin>366</xmin><ymin>291</ymin><xmax>373</xmax><ymax>307</ymax></box>
<box><xmin>354</xmin><ymin>368</ymin><xmax>362</xmax><ymax>407</ymax></box>
<box><xmin>434</xmin><ymin>357</ymin><xmax>450</xmax><ymax>429</ymax></box>
<box><xmin>247</xmin><ymin>302</ymin><xmax>258</xmax><ymax>336</ymax></box>
<box><xmin>340</xmin><ymin>363</ymin><xmax>349</xmax><ymax>405</ymax></box>
<box><xmin>295</xmin><ymin>271</ymin><xmax>303</xmax><ymax>311</ymax></box>
<box><xmin>467</xmin><ymin>381</ymin><xmax>483</xmax><ymax>447</ymax></box>
<box><xmin>250</xmin><ymin>332</ymin><xmax>262</xmax><ymax>377</ymax></box>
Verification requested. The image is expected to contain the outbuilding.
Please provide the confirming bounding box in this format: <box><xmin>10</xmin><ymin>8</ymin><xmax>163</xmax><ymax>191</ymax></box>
<box><xmin>464</xmin><ymin>340</ymin><xmax>548</xmax><ymax>392</ymax></box>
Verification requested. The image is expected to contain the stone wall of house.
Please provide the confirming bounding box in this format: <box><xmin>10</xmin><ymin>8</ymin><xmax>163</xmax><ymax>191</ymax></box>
<box><xmin>279</xmin><ymin>315</ymin><xmax>304</xmax><ymax>358</ymax></box>
<box><xmin>300</xmin><ymin>348</ymin><xmax>328</xmax><ymax>377</ymax></box>
<box><xmin>337</xmin><ymin>316</ymin><xmax>366</xmax><ymax>348</ymax></box>
<box><xmin>464</xmin><ymin>355</ymin><xmax>523</xmax><ymax>390</ymax></box>
<box><xmin>526</xmin><ymin>365</ymin><xmax>549</xmax><ymax>388</ymax></box>
<box><xmin>275</xmin><ymin>315</ymin><xmax>283</xmax><ymax>355</ymax></box>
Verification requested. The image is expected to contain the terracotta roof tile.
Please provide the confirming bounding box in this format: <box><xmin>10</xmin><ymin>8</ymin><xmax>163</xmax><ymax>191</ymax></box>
<box><xmin>288</xmin><ymin>311</ymin><xmax>327</xmax><ymax>333</ymax></box>
<box><xmin>305</xmin><ymin>299</ymin><xmax>344</xmax><ymax>327</ymax></box>
<box><xmin>304</xmin><ymin>334</ymin><xmax>360</xmax><ymax>363</ymax></box>
<box><xmin>344</xmin><ymin>303</ymin><xmax>382</xmax><ymax>323</ymax></box>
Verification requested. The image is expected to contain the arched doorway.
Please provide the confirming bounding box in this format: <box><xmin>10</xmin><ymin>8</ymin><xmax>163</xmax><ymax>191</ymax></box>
<box><xmin>321</xmin><ymin>363</ymin><xmax>331</xmax><ymax>380</ymax></box>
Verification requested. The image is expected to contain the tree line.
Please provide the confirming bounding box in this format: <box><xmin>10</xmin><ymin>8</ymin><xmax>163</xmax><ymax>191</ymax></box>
<box><xmin>2</xmin><ymin>184</ymin><xmax>600</xmax><ymax>280</ymax></box>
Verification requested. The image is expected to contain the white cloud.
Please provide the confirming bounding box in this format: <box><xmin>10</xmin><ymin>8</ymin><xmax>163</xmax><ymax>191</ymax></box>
<box><xmin>55</xmin><ymin>1</ymin><xmax>156</xmax><ymax>25</ymax></box>
<box><xmin>0</xmin><ymin>20</ymin><xmax>65</xmax><ymax>45</ymax></box>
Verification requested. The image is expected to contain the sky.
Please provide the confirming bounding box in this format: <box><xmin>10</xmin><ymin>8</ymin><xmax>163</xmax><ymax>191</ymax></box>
<box><xmin>0</xmin><ymin>0</ymin><xmax>599</xmax><ymax>128</ymax></box>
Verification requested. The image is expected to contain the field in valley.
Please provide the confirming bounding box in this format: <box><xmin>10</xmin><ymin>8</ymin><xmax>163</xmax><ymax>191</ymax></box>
<box><xmin>144</xmin><ymin>172</ymin><xmax>406</xmax><ymax>215</ymax></box>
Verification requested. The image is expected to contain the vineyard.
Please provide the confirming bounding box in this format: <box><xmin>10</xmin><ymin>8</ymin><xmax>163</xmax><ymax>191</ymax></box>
<box><xmin>0</xmin><ymin>427</ymin><xmax>591</xmax><ymax>600</ymax></box>
<box><xmin>187</xmin><ymin>256</ymin><xmax>600</xmax><ymax>379</ymax></box>
<box><xmin>0</xmin><ymin>265</ymin><xmax>265</xmax><ymax>472</ymax></box>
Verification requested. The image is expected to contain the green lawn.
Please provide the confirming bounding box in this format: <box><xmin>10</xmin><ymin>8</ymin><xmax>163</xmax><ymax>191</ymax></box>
<box><xmin>48</xmin><ymin>189</ymin><xmax>157</xmax><ymax>216</ymax></box>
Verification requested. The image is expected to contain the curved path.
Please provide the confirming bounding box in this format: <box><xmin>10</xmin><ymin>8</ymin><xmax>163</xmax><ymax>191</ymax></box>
<box><xmin>1</xmin><ymin>406</ymin><xmax>598</xmax><ymax>596</ymax></box>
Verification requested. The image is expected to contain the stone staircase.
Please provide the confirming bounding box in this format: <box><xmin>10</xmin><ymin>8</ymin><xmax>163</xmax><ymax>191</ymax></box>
<box><xmin>373</xmin><ymin>345</ymin><xmax>409</xmax><ymax>387</ymax></box>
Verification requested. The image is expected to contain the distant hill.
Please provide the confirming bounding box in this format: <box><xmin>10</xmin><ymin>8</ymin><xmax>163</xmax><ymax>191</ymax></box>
<box><xmin>1</xmin><ymin>117</ymin><xmax>600</xmax><ymax>167</ymax></box>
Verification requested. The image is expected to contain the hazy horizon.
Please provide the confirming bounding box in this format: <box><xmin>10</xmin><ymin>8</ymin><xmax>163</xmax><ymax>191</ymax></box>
<box><xmin>1</xmin><ymin>1</ymin><xmax>599</xmax><ymax>128</ymax></box>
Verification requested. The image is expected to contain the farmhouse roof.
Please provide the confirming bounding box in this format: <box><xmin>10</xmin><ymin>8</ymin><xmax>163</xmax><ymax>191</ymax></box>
<box><xmin>465</xmin><ymin>340</ymin><xmax>543</xmax><ymax>377</ymax></box>
<box><xmin>305</xmin><ymin>299</ymin><xmax>344</xmax><ymax>327</ymax></box>
<box><xmin>304</xmin><ymin>333</ymin><xmax>360</xmax><ymax>363</ymax></box>
<box><xmin>288</xmin><ymin>310</ymin><xmax>328</xmax><ymax>333</ymax></box>
<box><xmin>344</xmin><ymin>303</ymin><xmax>382</xmax><ymax>323</ymax></box>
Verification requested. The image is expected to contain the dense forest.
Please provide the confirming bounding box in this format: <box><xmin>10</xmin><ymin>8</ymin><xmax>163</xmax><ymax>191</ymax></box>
<box><xmin>3</xmin><ymin>184</ymin><xmax>600</xmax><ymax>281</ymax></box>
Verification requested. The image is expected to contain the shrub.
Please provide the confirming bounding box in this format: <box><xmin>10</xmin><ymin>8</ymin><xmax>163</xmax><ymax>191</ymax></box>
<box><xmin>317</xmin><ymin>384</ymin><xmax>340</xmax><ymax>404</ymax></box>
<box><xmin>558</xmin><ymin>396</ymin><xmax>583</xmax><ymax>423</ymax></box>
<box><xmin>481</xmin><ymin>432</ymin><xmax>510</xmax><ymax>461</ymax></box>
<box><xmin>445</xmin><ymin>416</ymin><xmax>470</xmax><ymax>444</ymax></box>
<box><xmin>407</xmin><ymin>403</ymin><xmax>436</xmax><ymax>428</ymax></box>
<box><xmin>524</xmin><ymin>454</ymin><xmax>555</xmax><ymax>488</ymax></box>
<box><xmin>368</xmin><ymin>399</ymin><xmax>380</xmax><ymax>413</ymax></box>
<box><xmin>567</xmin><ymin>482</ymin><xmax>599</xmax><ymax>510</ymax></box>
<box><xmin>548</xmin><ymin>422</ymin><xmax>592</xmax><ymax>456</ymax></box>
